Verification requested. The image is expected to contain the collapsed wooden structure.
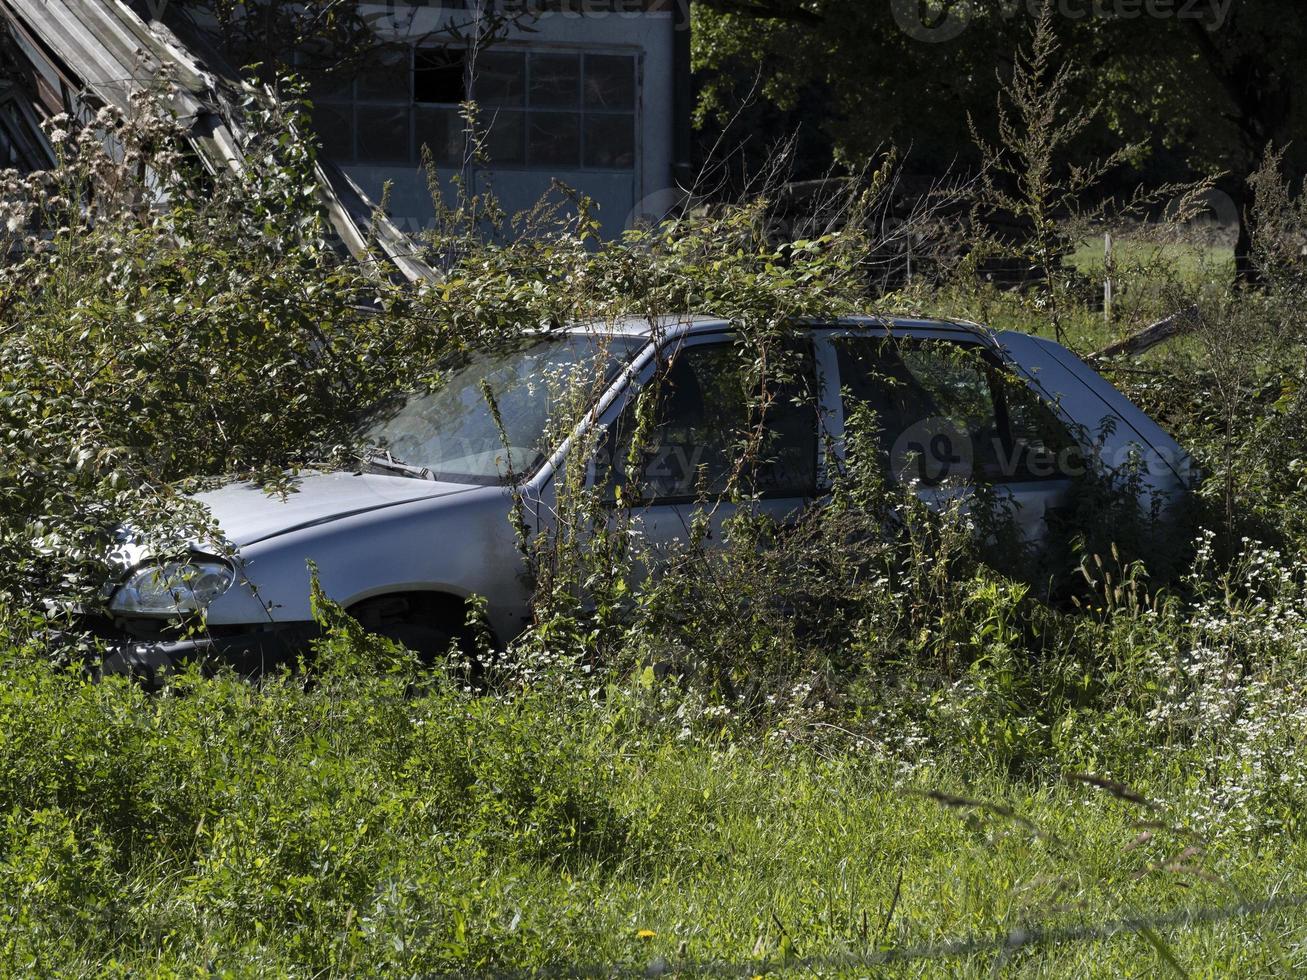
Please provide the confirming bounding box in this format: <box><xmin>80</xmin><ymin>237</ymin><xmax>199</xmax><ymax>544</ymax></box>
<box><xmin>0</xmin><ymin>0</ymin><xmax>437</xmax><ymax>282</ymax></box>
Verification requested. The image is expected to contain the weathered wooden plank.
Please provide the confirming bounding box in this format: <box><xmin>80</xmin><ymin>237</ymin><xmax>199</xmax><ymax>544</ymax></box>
<box><xmin>1089</xmin><ymin>306</ymin><xmax>1201</xmax><ymax>363</ymax></box>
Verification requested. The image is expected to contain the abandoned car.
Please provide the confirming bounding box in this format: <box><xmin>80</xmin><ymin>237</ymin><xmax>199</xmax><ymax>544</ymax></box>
<box><xmin>96</xmin><ymin>316</ymin><xmax>1195</xmax><ymax>679</ymax></box>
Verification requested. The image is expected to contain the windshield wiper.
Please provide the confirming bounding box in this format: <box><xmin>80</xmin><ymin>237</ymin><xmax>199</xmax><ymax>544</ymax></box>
<box><xmin>359</xmin><ymin>447</ymin><xmax>436</xmax><ymax>482</ymax></box>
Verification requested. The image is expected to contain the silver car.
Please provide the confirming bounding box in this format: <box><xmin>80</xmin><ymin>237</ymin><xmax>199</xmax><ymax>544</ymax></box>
<box><xmin>97</xmin><ymin>316</ymin><xmax>1194</xmax><ymax>679</ymax></box>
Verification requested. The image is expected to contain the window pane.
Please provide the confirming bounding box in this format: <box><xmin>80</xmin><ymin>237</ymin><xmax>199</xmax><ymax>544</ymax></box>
<box><xmin>474</xmin><ymin>51</ymin><xmax>526</xmax><ymax>107</ymax></box>
<box><xmin>996</xmin><ymin>374</ymin><xmax>1083</xmax><ymax>481</ymax></box>
<box><xmin>584</xmin><ymin>113</ymin><xmax>635</xmax><ymax>169</ymax></box>
<box><xmin>356</xmin><ymin>106</ymin><xmax>411</xmax><ymax>163</ymax></box>
<box><xmin>307</xmin><ymin>69</ymin><xmax>352</xmax><ymax>103</ymax></box>
<box><xmin>612</xmin><ymin>343</ymin><xmax>817</xmax><ymax>502</ymax></box>
<box><xmin>530</xmin><ymin>53</ymin><xmax>580</xmax><ymax>107</ymax></box>
<box><xmin>755</xmin><ymin>347</ymin><xmax>820</xmax><ymax>496</ymax></box>
<box><xmin>361</xmin><ymin>335</ymin><xmax>642</xmax><ymax>485</ymax></box>
<box><xmin>296</xmin><ymin>43</ymin><xmax>352</xmax><ymax>101</ymax></box>
<box><xmin>312</xmin><ymin>103</ymin><xmax>354</xmax><ymax>161</ymax></box>
<box><xmin>416</xmin><ymin>106</ymin><xmax>464</xmax><ymax>167</ymax></box>
<box><xmin>481</xmin><ymin>109</ymin><xmax>525</xmax><ymax>166</ymax></box>
<box><xmin>584</xmin><ymin>54</ymin><xmax>635</xmax><ymax>110</ymax></box>
<box><xmin>900</xmin><ymin>345</ymin><xmax>995</xmax><ymax>438</ymax></box>
<box><xmin>836</xmin><ymin>337</ymin><xmax>1001</xmax><ymax>485</ymax></box>
<box><xmin>356</xmin><ymin>47</ymin><xmax>410</xmax><ymax>102</ymax></box>
<box><xmin>415</xmin><ymin>47</ymin><xmax>467</xmax><ymax>105</ymax></box>
<box><xmin>528</xmin><ymin>111</ymin><xmax>580</xmax><ymax>168</ymax></box>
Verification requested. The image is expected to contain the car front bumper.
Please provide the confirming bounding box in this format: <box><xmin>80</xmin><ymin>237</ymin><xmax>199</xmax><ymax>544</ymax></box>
<box><xmin>90</xmin><ymin>622</ymin><xmax>321</xmax><ymax>688</ymax></box>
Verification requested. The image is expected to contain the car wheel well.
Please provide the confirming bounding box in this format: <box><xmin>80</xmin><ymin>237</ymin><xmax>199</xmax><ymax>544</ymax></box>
<box><xmin>346</xmin><ymin>591</ymin><xmax>481</xmax><ymax>642</ymax></box>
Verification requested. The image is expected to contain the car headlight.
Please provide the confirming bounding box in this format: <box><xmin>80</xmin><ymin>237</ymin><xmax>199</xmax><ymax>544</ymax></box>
<box><xmin>109</xmin><ymin>559</ymin><xmax>235</xmax><ymax>616</ymax></box>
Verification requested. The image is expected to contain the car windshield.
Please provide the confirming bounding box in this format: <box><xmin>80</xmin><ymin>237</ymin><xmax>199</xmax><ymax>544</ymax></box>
<box><xmin>358</xmin><ymin>333</ymin><xmax>644</xmax><ymax>485</ymax></box>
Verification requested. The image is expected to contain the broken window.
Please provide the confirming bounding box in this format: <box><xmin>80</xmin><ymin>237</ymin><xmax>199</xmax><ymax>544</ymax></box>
<box><xmin>415</xmin><ymin>48</ymin><xmax>467</xmax><ymax>105</ymax></box>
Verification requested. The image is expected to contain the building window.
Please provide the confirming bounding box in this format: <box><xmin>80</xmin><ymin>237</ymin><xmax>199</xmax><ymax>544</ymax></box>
<box><xmin>415</xmin><ymin>48</ymin><xmax>467</xmax><ymax>105</ymax></box>
<box><xmin>311</xmin><ymin>46</ymin><xmax>637</xmax><ymax>172</ymax></box>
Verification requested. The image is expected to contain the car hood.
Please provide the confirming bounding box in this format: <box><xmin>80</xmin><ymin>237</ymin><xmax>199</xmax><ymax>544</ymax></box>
<box><xmin>195</xmin><ymin>471</ymin><xmax>482</xmax><ymax>547</ymax></box>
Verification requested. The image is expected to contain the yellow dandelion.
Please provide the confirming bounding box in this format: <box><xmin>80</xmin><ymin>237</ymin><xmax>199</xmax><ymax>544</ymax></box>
<box><xmin>636</xmin><ymin>928</ymin><xmax>656</xmax><ymax>940</ymax></box>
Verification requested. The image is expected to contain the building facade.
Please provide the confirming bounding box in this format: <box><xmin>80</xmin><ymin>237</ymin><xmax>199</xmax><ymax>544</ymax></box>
<box><xmin>316</xmin><ymin>1</ymin><xmax>691</xmax><ymax>238</ymax></box>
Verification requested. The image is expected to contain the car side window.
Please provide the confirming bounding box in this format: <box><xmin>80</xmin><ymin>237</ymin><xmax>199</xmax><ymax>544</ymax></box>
<box><xmin>835</xmin><ymin>336</ymin><xmax>1080</xmax><ymax>485</ymax></box>
<box><xmin>993</xmin><ymin>372</ymin><xmax>1085</xmax><ymax>481</ymax></box>
<box><xmin>604</xmin><ymin>340</ymin><xmax>819</xmax><ymax>503</ymax></box>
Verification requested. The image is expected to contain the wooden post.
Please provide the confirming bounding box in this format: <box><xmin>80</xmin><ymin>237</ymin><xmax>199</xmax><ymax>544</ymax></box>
<box><xmin>1103</xmin><ymin>231</ymin><xmax>1114</xmax><ymax>325</ymax></box>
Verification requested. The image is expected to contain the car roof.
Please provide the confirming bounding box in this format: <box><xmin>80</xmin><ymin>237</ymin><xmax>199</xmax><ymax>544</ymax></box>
<box><xmin>566</xmin><ymin>314</ymin><xmax>995</xmax><ymax>343</ymax></box>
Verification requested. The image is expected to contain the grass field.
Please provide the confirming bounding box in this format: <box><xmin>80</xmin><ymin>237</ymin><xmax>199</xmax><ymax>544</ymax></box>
<box><xmin>0</xmin><ymin>648</ymin><xmax>1303</xmax><ymax>977</ymax></box>
<box><xmin>1067</xmin><ymin>236</ymin><xmax>1236</xmax><ymax>285</ymax></box>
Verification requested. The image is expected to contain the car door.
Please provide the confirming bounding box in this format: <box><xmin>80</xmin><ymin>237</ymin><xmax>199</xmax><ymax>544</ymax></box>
<box><xmin>821</xmin><ymin>329</ymin><xmax>1082</xmax><ymax>546</ymax></box>
<box><xmin>593</xmin><ymin>331</ymin><xmax>826</xmax><ymax>559</ymax></box>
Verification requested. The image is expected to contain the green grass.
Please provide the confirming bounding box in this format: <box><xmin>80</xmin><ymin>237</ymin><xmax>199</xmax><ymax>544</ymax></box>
<box><xmin>0</xmin><ymin>653</ymin><xmax>1302</xmax><ymax>977</ymax></box>
<box><xmin>889</xmin><ymin>234</ymin><xmax>1238</xmax><ymax>357</ymax></box>
<box><xmin>1067</xmin><ymin>237</ymin><xmax>1236</xmax><ymax>285</ymax></box>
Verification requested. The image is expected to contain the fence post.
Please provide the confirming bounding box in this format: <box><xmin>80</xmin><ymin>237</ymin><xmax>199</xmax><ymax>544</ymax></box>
<box><xmin>1103</xmin><ymin>231</ymin><xmax>1114</xmax><ymax>325</ymax></box>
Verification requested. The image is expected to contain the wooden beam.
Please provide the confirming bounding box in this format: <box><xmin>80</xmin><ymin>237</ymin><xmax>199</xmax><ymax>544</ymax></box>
<box><xmin>1089</xmin><ymin>306</ymin><xmax>1201</xmax><ymax>363</ymax></box>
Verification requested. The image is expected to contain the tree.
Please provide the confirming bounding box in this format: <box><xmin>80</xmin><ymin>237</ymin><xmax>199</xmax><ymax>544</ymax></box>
<box><xmin>692</xmin><ymin>0</ymin><xmax>1306</xmax><ymax>278</ymax></box>
<box><xmin>159</xmin><ymin>0</ymin><xmax>530</xmax><ymax>84</ymax></box>
<box><xmin>1087</xmin><ymin>0</ymin><xmax>1307</xmax><ymax>279</ymax></box>
<box><xmin>691</xmin><ymin>1</ymin><xmax>1022</xmax><ymax>181</ymax></box>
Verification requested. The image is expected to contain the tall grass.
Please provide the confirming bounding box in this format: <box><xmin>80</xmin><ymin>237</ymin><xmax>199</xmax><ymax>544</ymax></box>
<box><xmin>0</xmin><ymin>642</ymin><xmax>1303</xmax><ymax>975</ymax></box>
